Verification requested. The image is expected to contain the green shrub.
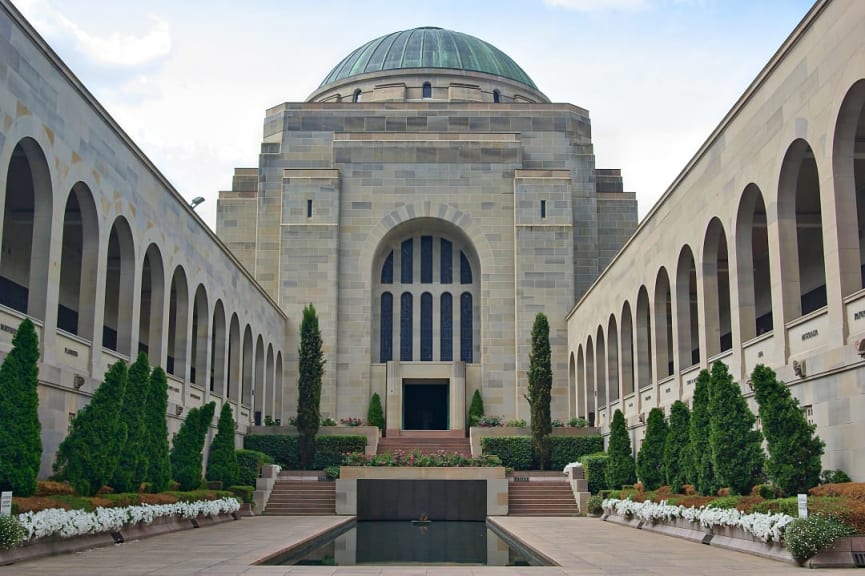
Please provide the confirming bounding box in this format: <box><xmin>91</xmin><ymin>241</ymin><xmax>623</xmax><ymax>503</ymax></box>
<box><xmin>550</xmin><ymin>436</ymin><xmax>604</xmax><ymax>470</ymax></box>
<box><xmin>236</xmin><ymin>450</ymin><xmax>273</xmax><ymax>486</ymax></box>
<box><xmin>207</xmin><ymin>402</ymin><xmax>239</xmax><ymax>488</ymax></box>
<box><xmin>481</xmin><ymin>437</ymin><xmax>533</xmax><ymax>470</ymax></box>
<box><xmin>586</xmin><ymin>494</ymin><xmax>604</xmax><ymax>515</ymax></box>
<box><xmin>706</xmin><ymin>495</ymin><xmax>741</xmax><ymax>509</ymax></box>
<box><xmin>313</xmin><ymin>435</ymin><xmax>366</xmax><ymax>469</ymax></box>
<box><xmin>505</xmin><ymin>419</ymin><xmax>527</xmax><ymax>428</ymax></box>
<box><xmin>663</xmin><ymin>400</ymin><xmax>691</xmax><ymax>494</ymax></box>
<box><xmin>0</xmin><ymin>318</ymin><xmax>42</xmax><ymax>497</ymax></box>
<box><xmin>567</xmin><ymin>417</ymin><xmax>588</xmax><ymax>428</ymax></box>
<box><xmin>170</xmin><ymin>402</ymin><xmax>216</xmax><ymax>491</ymax></box>
<box><xmin>244</xmin><ymin>435</ymin><xmax>299</xmax><ymax>469</ymax></box>
<box><xmin>689</xmin><ymin>369</ymin><xmax>714</xmax><ymax>495</ymax></box>
<box><xmin>144</xmin><ymin>367</ymin><xmax>171</xmax><ymax>492</ymax></box>
<box><xmin>527</xmin><ymin>313</ymin><xmax>553</xmax><ymax>470</ymax></box>
<box><xmin>820</xmin><ymin>470</ymin><xmax>852</xmax><ymax>485</ymax></box>
<box><xmin>606</xmin><ymin>410</ymin><xmax>635</xmax><ymax>490</ymax></box>
<box><xmin>754</xmin><ymin>483</ymin><xmax>783</xmax><ymax>499</ymax></box>
<box><xmin>637</xmin><ymin>408</ymin><xmax>667</xmax><ymax>491</ymax></box>
<box><xmin>581</xmin><ymin>452</ymin><xmax>609</xmax><ymax>494</ymax></box>
<box><xmin>323</xmin><ymin>466</ymin><xmax>340</xmax><ymax>480</ymax></box>
<box><xmin>111</xmin><ymin>353</ymin><xmax>151</xmax><ymax>494</ymax></box>
<box><xmin>784</xmin><ymin>515</ymin><xmax>853</xmax><ymax>564</ymax></box>
<box><xmin>297</xmin><ymin>305</ymin><xmax>324</xmax><ymax>470</ymax></box>
<box><xmin>367</xmin><ymin>393</ymin><xmax>385</xmax><ymax>431</ymax></box>
<box><xmin>0</xmin><ymin>515</ymin><xmax>25</xmax><ymax>551</ymax></box>
<box><xmin>468</xmin><ymin>390</ymin><xmax>484</xmax><ymax>428</ymax></box>
<box><xmin>228</xmin><ymin>484</ymin><xmax>255</xmax><ymax>504</ymax></box>
<box><xmin>752</xmin><ymin>496</ymin><xmax>799</xmax><ymax>516</ymax></box>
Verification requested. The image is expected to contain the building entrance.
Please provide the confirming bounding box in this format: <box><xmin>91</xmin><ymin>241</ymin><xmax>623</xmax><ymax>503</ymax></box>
<box><xmin>402</xmin><ymin>379</ymin><xmax>449</xmax><ymax>430</ymax></box>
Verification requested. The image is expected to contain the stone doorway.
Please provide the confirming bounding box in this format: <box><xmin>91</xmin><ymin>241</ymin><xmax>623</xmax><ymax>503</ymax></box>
<box><xmin>402</xmin><ymin>379</ymin><xmax>449</xmax><ymax>430</ymax></box>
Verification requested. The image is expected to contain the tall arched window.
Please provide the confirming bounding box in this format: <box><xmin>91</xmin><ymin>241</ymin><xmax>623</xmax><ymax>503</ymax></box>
<box><xmin>460</xmin><ymin>251</ymin><xmax>472</xmax><ymax>284</ymax></box>
<box><xmin>493</xmin><ymin>90</ymin><xmax>501</xmax><ymax>103</ymax></box>
<box><xmin>441</xmin><ymin>239</ymin><xmax>453</xmax><ymax>283</ymax></box>
<box><xmin>381</xmin><ymin>251</ymin><xmax>393</xmax><ymax>284</ymax></box>
<box><xmin>400</xmin><ymin>292</ymin><xmax>413</xmax><ymax>361</ymax></box>
<box><xmin>352</xmin><ymin>89</ymin><xmax>362</xmax><ymax>103</ymax></box>
<box><xmin>380</xmin><ymin>292</ymin><xmax>393</xmax><ymax>362</ymax></box>
<box><xmin>421</xmin><ymin>292</ymin><xmax>433</xmax><ymax>360</ymax></box>
<box><xmin>441</xmin><ymin>293</ymin><xmax>453</xmax><ymax>361</ymax></box>
<box><xmin>460</xmin><ymin>292</ymin><xmax>473</xmax><ymax>362</ymax></box>
<box><xmin>422</xmin><ymin>82</ymin><xmax>432</xmax><ymax>99</ymax></box>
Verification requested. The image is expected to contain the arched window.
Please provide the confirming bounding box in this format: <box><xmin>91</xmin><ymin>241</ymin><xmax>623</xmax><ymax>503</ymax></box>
<box><xmin>422</xmin><ymin>82</ymin><xmax>432</xmax><ymax>99</ymax></box>
<box><xmin>460</xmin><ymin>251</ymin><xmax>472</xmax><ymax>284</ymax></box>
<box><xmin>421</xmin><ymin>236</ymin><xmax>433</xmax><ymax>283</ymax></box>
<box><xmin>460</xmin><ymin>292</ymin><xmax>473</xmax><ymax>362</ymax></box>
<box><xmin>440</xmin><ymin>293</ymin><xmax>453</xmax><ymax>361</ymax></box>
<box><xmin>381</xmin><ymin>251</ymin><xmax>394</xmax><ymax>284</ymax></box>
<box><xmin>352</xmin><ymin>89</ymin><xmax>362</xmax><ymax>103</ymax></box>
<box><xmin>380</xmin><ymin>292</ymin><xmax>393</xmax><ymax>362</ymax></box>
<box><xmin>401</xmin><ymin>239</ymin><xmax>413</xmax><ymax>284</ymax></box>
<box><xmin>493</xmin><ymin>90</ymin><xmax>501</xmax><ymax>103</ymax></box>
<box><xmin>400</xmin><ymin>292</ymin><xmax>413</xmax><ymax>361</ymax></box>
<box><xmin>421</xmin><ymin>292</ymin><xmax>433</xmax><ymax>361</ymax></box>
<box><xmin>440</xmin><ymin>239</ymin><xmax>452</xmax><ymax>283</ymax></box>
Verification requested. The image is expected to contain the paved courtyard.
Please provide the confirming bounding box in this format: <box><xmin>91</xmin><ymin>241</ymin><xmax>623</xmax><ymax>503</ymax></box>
<box><xmin>0</xmin><ymin>515</ymin><xmax>839</xmax><ymax>575</ymax></box>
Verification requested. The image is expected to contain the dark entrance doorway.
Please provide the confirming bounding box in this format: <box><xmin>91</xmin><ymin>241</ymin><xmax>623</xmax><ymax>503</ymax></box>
<box><xmin>402</xmin><ymin>379</ymin><xmax>449</xmax><ymax>430</ymax></box>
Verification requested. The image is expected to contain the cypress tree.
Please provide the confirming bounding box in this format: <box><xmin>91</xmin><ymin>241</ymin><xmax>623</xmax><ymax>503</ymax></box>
<box><xmin>367</xmin><ymin>392</ymin><xmax>385</xmax><ymax>431</ymax></box>
<box><xmin>207</xmin><ymin>402</ymin><xmax>239</xmax><ymax>487</ymax></box>
<box><xmin>526</xmin><ymin>313</ymin><xmax>552</xmax><ymax>470</ymax></box>
<box><xmin>637</xmin><ymin>407</ymin><xmax>668</xmax><ymax>490</ymax></box>
<box><xmin>111</xmin><ymin>352</ymin><xmax>150</xmax><ymax>493</ymax></box>
<box><xmin>605</xmin><ymin>409</ymin><xmax>636</xmax><ymax>489</ymax></box>
<box><xmin>144</xmin><ymin>366</ymin><xmax>171</xmax><ymax>492</ymax></box>
<box><xmin>689</xmin><ymin>368</ymin><xmax>715</xmax><ymax>495</ymax></box>
<box><xmin>53</xmin><ymin>361</ymin><xmax>128</xmax><ymax>496</ymax></box>
<box><xmin>170</xmin><ymin>401</ymin><xmax>216</xmax><ymax>490</ymax></box>
<box><xmin>468</xmin><ymin>389</ymin><xmax>484</xmax><ymax>428</ymax></box>
<box><xmin>297</xmin><ymin>304</ymin><xmax>324</xmax><ymax>470</ymax></box>
<box><xmin>708</xmin><ymin>361</ymin><xmax>764</xmax><ymax>495</ymax></box>
<box><xmin>0</xmin><ymin>318</ymin><xmax>42</xmax><ymax>496</ymax></box>
<box><xmin>752</xmin><ymin>364</ymin><xmax>823</xmax><ymax>495</ymax></box>
<box><xmin>663</xmin><ymin>400</ymin><xmax>691</xmax><ymax>494</ymax></box>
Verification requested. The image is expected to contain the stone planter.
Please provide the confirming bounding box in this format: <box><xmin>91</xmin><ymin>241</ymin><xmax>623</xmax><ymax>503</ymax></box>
<box><xmin>807</xmin><ymin>535</ymin><xmax>865</xmax><ymax>568</ymax></box>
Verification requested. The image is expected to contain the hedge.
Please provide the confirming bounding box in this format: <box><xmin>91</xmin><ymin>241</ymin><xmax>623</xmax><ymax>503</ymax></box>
<box><xmin>243</xmin><ymin>434</ymin><xmax>366</xmax><ymax>470</ymax></box>
<box><xmin>481</xmin><ymin>436</ymin><xmax>603</xmax><ymax>470</ymax></box>
<box><xmin>580</xmin><ymin>452</ymin><xmax>609</xmax><ymax>494</ymax></box>
<box><xmin>236</xmin><ymin>450</ymin><xmax>273</xmax><ymax>486</ymax></box>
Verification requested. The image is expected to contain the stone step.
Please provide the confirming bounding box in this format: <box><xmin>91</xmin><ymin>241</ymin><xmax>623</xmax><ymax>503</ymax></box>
<box><xmin>264</xmin><ymin>480</ymin><xmax>336</xmax><ymax>516</ymax></box>
<box><xmin>507</xmin><ymin>482</ymin><xmax>579</xmax><ymax>517</ymax></box>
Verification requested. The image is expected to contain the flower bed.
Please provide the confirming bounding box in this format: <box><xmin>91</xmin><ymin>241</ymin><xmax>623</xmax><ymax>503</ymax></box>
<box><xmin>342</xmin><ymin>449</ymin><xmax>501</xmax><ymax>467</ymax></box>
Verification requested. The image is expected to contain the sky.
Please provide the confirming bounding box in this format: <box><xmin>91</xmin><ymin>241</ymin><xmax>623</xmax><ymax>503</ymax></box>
<box><xmin>13</xmin><ymin>0</ymin><xmax>815</xmax><ymax>229</ymax></box>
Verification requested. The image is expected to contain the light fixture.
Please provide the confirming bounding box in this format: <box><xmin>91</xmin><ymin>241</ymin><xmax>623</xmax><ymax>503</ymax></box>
<box><xmin>190</xmin><ymin>196</ymin><xmax>205</xmax><ymax>210</ymax></box>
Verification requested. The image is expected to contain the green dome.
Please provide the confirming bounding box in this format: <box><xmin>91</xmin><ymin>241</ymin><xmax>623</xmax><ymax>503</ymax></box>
<box><xmin>319</xmin><ymin>27</ymin><xmax>538</xmax><ymax>90</ymax></box>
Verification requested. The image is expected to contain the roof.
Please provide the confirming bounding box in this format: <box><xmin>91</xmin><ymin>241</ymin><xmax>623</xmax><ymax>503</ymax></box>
<box><xmin>318</xmin><ymin>27</ymin><xmax>538</xmax><ymax>90</ymax></box>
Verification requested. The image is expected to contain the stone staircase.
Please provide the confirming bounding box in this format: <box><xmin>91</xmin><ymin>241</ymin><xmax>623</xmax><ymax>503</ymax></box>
<box><xmin>263</xmin><ymin>475</ymin><xmax>335</xmax><ymax>516</ymax></box>
<box><xmin>377</xmin><ymin>430</ymin><xmax>471</xmax><ymax>456</ymax></box>
<box><xmin>508</xmin><ymin>480</ymin><xmax>580</xmax><ymax>516</ymax></box>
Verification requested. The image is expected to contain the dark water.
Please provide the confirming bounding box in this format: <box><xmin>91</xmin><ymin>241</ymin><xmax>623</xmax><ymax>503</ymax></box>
<box><xmin>261</xmin><ymin>520</ymin><xmax>550</xmax><ymax>566</ymax></box>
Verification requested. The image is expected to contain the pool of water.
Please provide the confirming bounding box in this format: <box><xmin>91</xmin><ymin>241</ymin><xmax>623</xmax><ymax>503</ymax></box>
<box><xmin>259</xmin><ymin>520</ymin><xmax>552</xmax><ymax>566</ymax></box>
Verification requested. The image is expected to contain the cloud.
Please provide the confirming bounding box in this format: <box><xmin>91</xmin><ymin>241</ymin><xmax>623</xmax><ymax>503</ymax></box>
<box><xmin>543</xmin><ymin>0</ymin><xmax>651</xmax><ymax>11</ymax></box>
<box><xmin>16</xmin><ymin>0</ymin><xmax>171</xmax><ymax>68</ymax></box>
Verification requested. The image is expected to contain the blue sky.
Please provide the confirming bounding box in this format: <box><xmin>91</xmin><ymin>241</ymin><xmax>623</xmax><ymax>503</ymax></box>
<box><xmin>14</xmin><ymin>0</ymin><xmax>814</xmax><ymax>228</ymax></box>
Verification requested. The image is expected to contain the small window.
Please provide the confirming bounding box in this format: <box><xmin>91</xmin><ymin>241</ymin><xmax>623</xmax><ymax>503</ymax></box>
<box><xmin>541</xmin><ymin>200</ymin><xmax>546</xmax><ymax>219</ymax></box>
<box><xmin>307</xmin><ymin>199</ymin><xmax>313</xmax><ymax>218</ymax></box>
<box><xmin>422</xmin><ymin>82</ymin><xmax>432</xmax><ymax>99</ymax></box>
<box><xmin>353</xmin><ymin>89</ymin><xmax>362</xmax><ymax>103</ymax></box>
<box><xmin>493</xmin><ymin>90</ymin><xmax>501</xmax><ymax>103</ymax></box>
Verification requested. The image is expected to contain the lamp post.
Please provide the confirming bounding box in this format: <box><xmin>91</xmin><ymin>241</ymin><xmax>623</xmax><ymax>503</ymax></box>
<box><xmin>190</xmin><ymin>196</ymin><xmax>205</xmax><ymax>210</ymax></box>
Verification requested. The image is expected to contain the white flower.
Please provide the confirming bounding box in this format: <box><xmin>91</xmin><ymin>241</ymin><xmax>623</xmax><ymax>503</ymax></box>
<box><xmin>601</xmin><ymin>498</ymin><xmax>794</xmax><ymax>543</ymax></box>
<box><xmin>17</xmin><ymin>497</ymin><xmax>240</xmax><ymax>542</ymax></box>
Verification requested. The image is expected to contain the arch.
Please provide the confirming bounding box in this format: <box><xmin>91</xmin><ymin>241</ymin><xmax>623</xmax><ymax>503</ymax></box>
<box><xmin>422</xmin><ymin>82</ymin><xmax>432</xmax><ymax>99</ymax></box>
<box><xmin>569</xmin><ymin>351</ymin><xmax>576</xmax><ymax>418</ymax></box>
<box><xmin>654</xmin><ymin>267</ymin><xmax>674</xmax><ymax>378</ymax></box>
<box><xmin>586</xmin><ymin>336</ymin><xmax>595</xmax><ymax>425</ymax></box>
<box><xmin>275</xmin><ymin>351</ymin><xmax>284</xmax><ymax>423</ymax></box>
<box><xmin>0</xmin><ymin>138</ymin><xmax>52</xmax><ymax>320</ymax></box>
<box><xmin>266</xmin><ymin>344</ymin><xmax>275</xmax><ymax>422</ymax></box>
<box><xmin>103</xmin><ymin>217</ymin><xmax>135</xmax><ymax>355</ymax></box>
<box><xmin>832</xmin><ymin>79</ymin><xmax>865</xmax><ymax>297</ymax></box>
<box><xmin>608</xmin><ymin>314</ymin><xmax>620</xmax><ymax>403</ymax></box>
<box><xmin>242</xmin><ymin>325</ymin><xmax>253</xmax><ymax>407</ymax></box>
<box><xmin>190</xmin><ymin>284</ymin><xmax>209</xmax><ymax>387</ymax></box>
<box><xmin>352</xmin><ymin>88</ymin><xmax>362</xmax><ymax>103</ymax></box>
<box><xmin>211</xmin><ymin>300</ymin><xmax>227</xmax><ymax>395</ymax></box>
<box><xmin>493</xmin><ymin>89</ymin><xmax>501</xmax><ymax>103</ymax></box>
<box><xmin>138</xmin><ymin>244</ymin><xmax>165</xmax><ymax>363</ymax></box>
<box><xmin>596</xmin><ymin>326</ymin><xmax>607</xmax><ymax>410</ymax></box>
<box><xmin>57</xmin><ymin>182</ymin><xmax>99</xmax><ymax>340</ymax></box>
<box><xmin>621</xmin><ymin>301</ymin><xmax>635</xmax><ymax>397</ymax></box>
<box><xmin>254</xmin><ymin>334</ymin><xmax>265</xmax><ymax>425</ymax></box>
<box><xmin>778</xmin><ymin>139</ymin><xmax>827</xmax><ymax>318</ymax></box>
<box><xmin>635</xmin><ymin>286</ymin><xmax>652</xmax><ymax>389</ymax></box>
<box><xmin>702</xmin><ymin>218</ymin><xmax>732</xmax><ymax>357</ymax></box>
<box><xmin>167</xmin><ymin>266</ymin><xmax>189</xmax><ymax>376</ymax></box>
<box><xmin>735</xmin><ymin>185</ymin><xmax>773</xmax><ymax>341</ymax></box>
<box><xmin>379</xmin><ymin>292</ymin><xmax>393</xmax><ymax>362</ymax></box>
<box><xmin>228</xmin><ymin>314</ymin><xmax>241</xmax><ymax>402</ymax></box>
<box><xmin>676</xmin><ymin>245</ymin><xmax>700</xmax><ymax>368</ymax></box>
<box><xmin>576</xmin><ymin>345</ymin><xmax>585</xmax><ymax>418</ymax></box>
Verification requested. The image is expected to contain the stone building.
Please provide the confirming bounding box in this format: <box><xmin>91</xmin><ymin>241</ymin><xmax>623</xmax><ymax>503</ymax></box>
<box><xmin>218</xmin><ymin>27</ymin><xmax>637</xmax><ymax>434</ymax></box>
<box><xmin>0</xmin><ymin>0</ymin><xmax>287</xmax><ymax>475</ymax></box>
<box><xmin>566</xmin><ymin>0</ymin><xmax>865</xmax><ymax>479</ymax></box>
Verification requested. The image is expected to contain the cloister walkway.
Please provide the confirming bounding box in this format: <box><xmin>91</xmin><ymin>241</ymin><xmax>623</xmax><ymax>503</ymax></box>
<box><xmin>0</xmin><ymin>515</ymin><xmax>839</xmax><ymax>575</ymax></box>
